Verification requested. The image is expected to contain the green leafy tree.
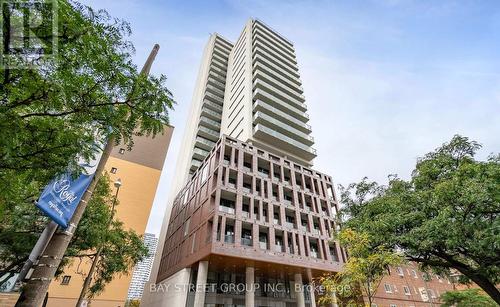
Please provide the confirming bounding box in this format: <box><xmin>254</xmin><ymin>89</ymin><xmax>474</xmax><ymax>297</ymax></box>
<box><xmin>320</xmin><ymin>229</ymin><xmax>403</xmax><ymax>307</ymax></box>
<box><xmin>0</xmin><ymin>174</ymin><xmax>147</xmax><ymax>296</ymax></box>
<box><xmin>441</xmin><ymin>289</ymin><xmax>497</xmax><ymax>307</ymax></box>
<box><xmin>339</xmin><ymin>135</ymin><xmax>500</xmax><ymax>304</ymax></box>
<box><xmin>0</xmin><ymin>0</ymin><xmax>174</xmax><ymax>218</ymax></box>
<box><xmin>0</xmin><ymin>0</ymin><xmax>170</xmax><ymax>294</ymax></box>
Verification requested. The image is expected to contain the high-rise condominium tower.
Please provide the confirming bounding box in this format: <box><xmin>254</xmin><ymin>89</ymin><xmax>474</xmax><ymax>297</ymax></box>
<box><xmin>144</xmin><ymin>19</ymin><xmax>344</xmax><ymax>307</ymax></box>
<box><xmin>127</xmin><ymin>233</ymin><xmax>159</xmax><ymax>301</ymax></box>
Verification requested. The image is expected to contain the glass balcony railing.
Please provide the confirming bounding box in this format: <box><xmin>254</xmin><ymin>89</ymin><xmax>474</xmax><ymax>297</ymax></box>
<box><xmin>259</xmin><ymin>241</ymin><xmax>267</xmax><ymax>250</ymax></box>
<box><xmin>273</xmin><ymin>219</ymin><xmax>279</xmax><ymax>225</ymax></box>
<box><xmin>242</xmin><ymin>187</ymin><xmax>252</xmax><ymax>194</ymax></box>
<box><xmin>311</xmin><ymin>229</ymin><xmax>320</xmax><ymax>236</ymax></box>
<box><xmin>285</xmin><ymin>222</ymin><xmax>294</xmax><ymax>229</ymax></box>
<box><xmin>242</xmin><ymin>211</ymin><xmax>250</xmax><ymax>218</ymax></box>
<box><xmin>283</xmin><ymin>199</ymin><xmax>292</xmax><ymax>206</ymax></box>
<box><xmin>243</xmin><ymin>166</ymin><xmax>252</xmax><ymax>172</ymax></box>
<box><xmin>219</xmin><ymin>206</ymin><xmax>235</xmax><ymax>214</ymax></box>
<box><xmin>300</xmin><ymin>225</ymin><xmax>307</xmax><ymax>232</ymax></box>
<box><xmin>310</xmin><ymin>251</ymin><xmax>318</xmax><ymax>258</ymax></box>
<box><xmin>253</xmin><ymin>124</ymin><xmax>317</xmax><ymax>156</ymax></box>
<box><xmin>224</xmin><ymin>235</ymin><xmax>235</xmax><ymax>243</ymax></box>
<box><xmin>241</xmin><ymin>237</ymin><xmax>252</xmax><ymax>246</ymax></box>
<box><xmin>274</xmin><ymin>245</ymin><xmax>284</xmax><ymax>253</ymax></box>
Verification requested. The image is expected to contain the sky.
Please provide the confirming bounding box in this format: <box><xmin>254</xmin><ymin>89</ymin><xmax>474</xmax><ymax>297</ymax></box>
<box><xmin>82</xmin><ymin>0</ymin><xmax>500</xmax><ymax>236</ymax></box>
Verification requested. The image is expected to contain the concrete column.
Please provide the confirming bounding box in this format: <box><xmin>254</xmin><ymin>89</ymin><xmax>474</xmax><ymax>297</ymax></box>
<box><xmin>294</xmin><ymin>273</ymin><xmax>305</xmax><ymax>307</ymax></box>
<box><xmin>245</xmin><ymin>266</ymin><xmax>255</xmax><ymax>307</ymax></box>
<box><xmin>193</xmin><ymin>261</ymin><xmax>208</xmax><ymax>307</ymax></box>
<box><xmin>283</xmin><ymin>231</ymin><xmax>289</xmax><ymax>253</ymax></box>
<box><xmin>309</xmin><ymin>282</ymin><xmax>317</xmax><ymax>307</ymax></box>
<box><xmin>220</xmin><ymin>216</ymin><xmax>226</xmax><ymax>242</ymax></box>
<box><xmin>252</xmin><ymin>223</ymin><xmax>259</xmax><ymax>249</ymax></box>
<box><xmin>318</xmin><ymin>239</ymin><xmax>325</xmax><ymax>260</ymax></box>
<box><xmin>305</xmin><ymin>236</ymin><xmax>311</xmax><ymax>256</ymax></box>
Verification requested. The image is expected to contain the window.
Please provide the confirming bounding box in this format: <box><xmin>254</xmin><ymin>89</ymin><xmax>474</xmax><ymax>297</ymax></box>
<box><xmin>390</xmin><ymin>305</ymin><xmax>397</xmax><ymax>307</ymax></box>
<box><xmin>61</xmin><ymin>275</ymin><xmax>71</xmax><ymax>285</ymax></box>
<box><xmin>428</xmin><ymin>289</ymin><xmax>436</xmax><ymax>298</ymax></box>
<box><xmin>384</xmin><ymin>283</ymin><xmax>392</xmax><ymax>293</ymax></box>
<box><xmin>118</xmin><ymin>148</ymin><xmax>125</xmax><ymax>154</ymax></box>
<box><xmin>403</xmin><ymin>286</ymin><xmax>411</xmax><ymax>295</ymax></box>
<box><xmin>412</xmin><ymin>270</ymin><xmax>418</xmax><ymax>278</ymax></box>
<box><xmin>397</xmin><ymin>267</ymin><xmax>404</xmax><ymax>276</ymax></box>
<box><xmin>110</xmin><ymin>167</ymin><xmax>117</xmax><ymax>174</ymax></box>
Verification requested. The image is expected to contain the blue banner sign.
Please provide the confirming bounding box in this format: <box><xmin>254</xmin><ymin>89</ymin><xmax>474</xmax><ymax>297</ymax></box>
<box><xmin>36</xmin><ymin>173</ymin><xmax>94</xmax><ymax>228</ymax></box>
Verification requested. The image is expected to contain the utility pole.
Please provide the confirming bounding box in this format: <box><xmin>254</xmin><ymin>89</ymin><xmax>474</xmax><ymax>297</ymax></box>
<box><xmin>76</xmin><ymin>179</ymin><xmax>121</xmax><ymax>307</ymax></box>
<box><xmin>15</xmin><ymin>44</ymin><xmax>160</xmax><ymax>307</ymax></box>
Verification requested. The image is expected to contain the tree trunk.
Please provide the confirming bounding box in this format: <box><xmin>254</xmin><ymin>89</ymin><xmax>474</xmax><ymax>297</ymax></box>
<box><xmin>450</xmin><ymin>262</ymin><xmax>500</xmax><ymax>305</ymax></box>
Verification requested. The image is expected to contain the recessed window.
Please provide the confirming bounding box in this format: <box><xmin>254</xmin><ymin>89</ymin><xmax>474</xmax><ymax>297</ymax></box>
<box><xmin>412</xmin><ymin>270</ymin><xmax>418</xmax><ymax>278</ymax></box>
<box><xmin>110</xmin><ymin>167</ymin><xmax>117</xmax><ymax>174</ymax></box>
<box><xmin>384</xmin><ymin>283</ymin><xmax>392</xmax><ymax>293</ymax></box>
<box><xmin>403</xmin><ymin>286</ymin><xmax>411</xmax><ymax>295</ymax></box>
<box><xmin>397</xmin><ymin>267</ymin><xmax>404</xmax><ymax>276</ymax></box>
<box><xmin>119</xmin><ymin>148</ymin><xmax>125</xmax><ymax>154</ymax></box>
<box><xmin>390</xmin><ymin>304</ymin><xmax>397</xmax><ymax>307</ymax></box>
<box><xmin>61</xmin><ymin>275</ymin><xmax>71</xmax><ymax>285</ymax></box>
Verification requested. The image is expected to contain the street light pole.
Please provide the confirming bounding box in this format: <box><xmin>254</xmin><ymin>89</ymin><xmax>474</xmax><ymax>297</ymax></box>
<box><xmin>76</xmin><ymin>179</ymin><xmax>122</xmax><ymax>307</ymax></box>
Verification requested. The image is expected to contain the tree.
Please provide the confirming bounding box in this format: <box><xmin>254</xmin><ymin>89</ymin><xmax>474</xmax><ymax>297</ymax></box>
<box><xmin>1</xmin><ymin>0</ymin><xmax>172</xmax><ymax>301</ymax></box>
<box><xmin>320</xmin><ymin>229</ymin><xmax>403</xmax><ymax>307</ymax></box>
<box><xmin>339</xmin><ymin>135</ymin><xmax>500</xmax><ymax>304</ymax></box>
<box><xmin>0</xmin><ymin>174</ymin><xmax>147</xmax><ymax>297</ymax></box>
<box><xmin>0</xmin><ymin>0</ymin><xmax>174</xmax><ymax>219</ymax></box>
<box><xmin>441</xmin><ymin>289</ymin><xmax>497</xmax><ymax>307</ymax></box>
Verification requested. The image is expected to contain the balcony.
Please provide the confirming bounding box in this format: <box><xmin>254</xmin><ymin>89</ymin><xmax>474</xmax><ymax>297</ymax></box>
<box><xmin>273</xmin><ymin>218</ymin><xmax>279</xmax><ymax>225</ymax></box>
<box><xmin>219</xmin><ymin>206</ymin><xmax>235</xmax><ymax>214</ymax></box>
<box><xmin>197</xmin><ymin>126</ymin><xmax>220</xmax><ymax>142</ymax></box>
<box><xmin>253</xmin><ymin>68</ymin><xmax>304</xmax><ymax>102</ymax></box>
<box><xmin>192</xmin><ymin>147</ymin><xmax>209</xmax><ymax>160</ymax></box>
<box><xmin>207</xmin><ymin>76</ymin><xmax>225</xmax><ymax>91</ymax></box>
<box><xmin>253</xmin><ymin>112</ymin><xmax>314</xmax><ymax>146</ymax></box>
<box><xmin>199</xmin><ymin>116</ymin><xmax>221</xmax><ymax>130</ymax></box>
<box><xmin>224</xmin><ymin>235</ymin><xmax>235</xmax><ymax>244</ymax></box>
<box><xmin>259</xmin><ymin>241</ymin><xmax>267</xmax><ymax>250</ymax></box>
<box><xmin>194</xmin><ymin>136</ymin><xmax>216</xmax><ymax>151</ymax></box>
<box><xmin>242</xmin><ymin>187</ymin><xmax>252</xmax><ymax>194</ymax></box>
<box><xmin>274</xmin><ymin>245</ymin><xmax>284</xmax><ymax>253</ymax></box>
<box><xmin>253</xmin><ymin>79</ymin><xmax>306</xmax><ymax>112</ymax></box>
<box><xmin>258</xmin><ymin>170</ymin><xmax>270</xmax><ymax>178</ymax></box>
<box><xmin>300</xmin><ymin>225</ymin><xmax>307</xmax><ymax>232</ymax></box>
<box><xmin>252</xmin><ymin>26</ymin><xmax>296</xmax><ymax>62</ymax></box>
<box><xmin>283</xmin><ymin>199</ymin><xmax>292</xmax><ymax>206</ymax></box>
<box><xmin>310</xmin><ymin>251</ymin><xmax>318</xmax><ymax>258</ymax></box>
<box><xmin>227</xmin><ymin>182</ymin><xmax>236</xmax><ymax>189</ymax></box>
<box><xmin>242</xmin><ymin>211</ymin><xmax>250</xmax><ymax>218</ymax></box>
<box><xmin>252</xmin><ymin>41</ymin><xmax>297</xmax><ymax>74</ymax></box>
<box><xmin>253</xmin><ymin>100</ymin><xmax>311</xmax><ymax>133</ymax></box>
<box><xmin>253</xmin><ymin>88</ymin><xmax>308</xmax><ymax>122</ymax></box>
<box><xmin>285</xmin><ymin>221</ymin><xmax>294</xmax><ymax>229</ymax></box>
<box><xmin>201</xmin><ymin>106</ymin><xmax>222</xmax><ymax>121</ymax></box>
<box><xmin>243</xmin><ymin>166</ymin><xmax>252</xmax><ymax>172</ymax></box>
<box><xmin>241</xmin><ymin>237</ymin><xmax>252</xmax><ymax>246</ymax></box>
<box><xmin>253</xmin><ymin>19</ymin><xmax>294</xmax><ymax>51</ymax></box>
<box><xmin>252</xmin><ymin>53</ymin><xmax>301</xmax><ymax>85</ymax></box>
<box><xmin>311</xmin><ymin>229</ymin><xmax>321</xmax><ymax>236</ymax></box>
<box><xmin>204</xmin><ymin>90</ymin><xmax>224</xmax><ymax>104</ymax></box>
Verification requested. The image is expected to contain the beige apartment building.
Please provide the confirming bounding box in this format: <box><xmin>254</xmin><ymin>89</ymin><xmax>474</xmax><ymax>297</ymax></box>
<box><xmin>46</xmin><ymin>128</ymin><xmax>173</xmax><ymax>307</ymax></box>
